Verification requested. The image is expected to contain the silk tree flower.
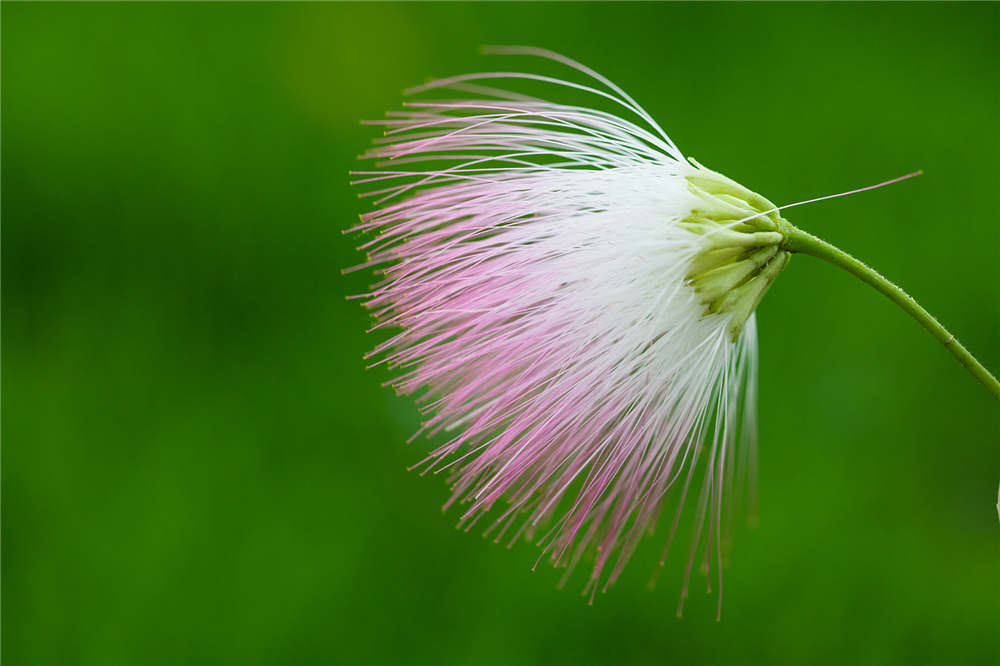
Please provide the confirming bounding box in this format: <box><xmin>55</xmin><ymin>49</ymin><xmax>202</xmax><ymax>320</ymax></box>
<box><xmin>347</xmin><ymin>47</ymin><xmax>1000</xmax><ymax>617</ymax></box>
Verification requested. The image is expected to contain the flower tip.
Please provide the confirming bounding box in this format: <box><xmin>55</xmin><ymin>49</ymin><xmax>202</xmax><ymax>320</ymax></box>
<box><xmin>479</xmin><ymin>44</ymin><xmax>511</xmax><ymax>56</ymax></box>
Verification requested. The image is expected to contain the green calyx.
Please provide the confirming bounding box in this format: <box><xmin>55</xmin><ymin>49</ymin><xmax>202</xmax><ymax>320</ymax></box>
<box><xmin>682</xmin><ymin>161</ymin><xmax>792</xmax><ymax>341</ymax></box>
<box><xmin>678</xmin><ymin>164</ymin><xmax>1000</xmax><ymax>402</ymax></box>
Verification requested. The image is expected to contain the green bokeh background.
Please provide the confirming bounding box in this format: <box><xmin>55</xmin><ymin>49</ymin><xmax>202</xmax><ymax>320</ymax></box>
<box><xmin>4</xmin><ymin>3</ymin><xmax>999</xmax><ymax>664</ymax></box>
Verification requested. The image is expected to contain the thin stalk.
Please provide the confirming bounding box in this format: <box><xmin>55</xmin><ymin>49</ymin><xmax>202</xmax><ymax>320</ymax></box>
<box><xmin>779</xmin><ymin>223</ymin><xmax>1000</xmax><ymax>402</ymax></box>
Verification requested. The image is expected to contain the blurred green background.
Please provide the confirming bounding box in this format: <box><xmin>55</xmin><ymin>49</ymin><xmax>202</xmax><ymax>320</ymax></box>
<box><xmin>3</xmin><ymin>3</ymin><xmax>999</xmax><ymax>665</ymax></box>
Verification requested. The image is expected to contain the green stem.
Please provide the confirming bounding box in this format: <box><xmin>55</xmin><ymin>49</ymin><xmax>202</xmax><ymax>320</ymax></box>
<box><xmin>779</xmin><ymin>222</ymin><xmax>1000</xmax><ymax>402</ymax></box>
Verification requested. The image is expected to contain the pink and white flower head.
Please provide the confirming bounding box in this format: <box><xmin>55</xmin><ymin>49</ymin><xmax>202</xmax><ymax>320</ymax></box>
<box><xmin>348</xmin><ymin>47</ymin><xmax>794</xmax><ymax>617</ymax></box>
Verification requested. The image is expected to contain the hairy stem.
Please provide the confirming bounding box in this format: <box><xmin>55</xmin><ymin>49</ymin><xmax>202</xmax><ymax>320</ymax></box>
<box><xmin>779</xmin><ymin>223</ymin><xmax>1000</xmax><ymax>402</ymax></box>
